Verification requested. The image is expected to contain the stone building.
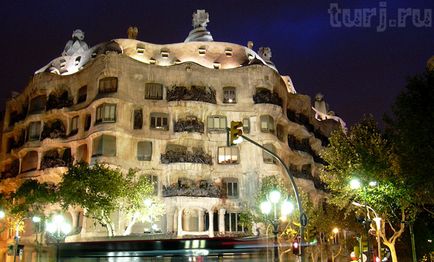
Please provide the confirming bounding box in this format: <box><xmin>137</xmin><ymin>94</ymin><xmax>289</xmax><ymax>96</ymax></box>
<box><xmin>0</xmin><ymin>9</ymin><xmax>343</xmax><ymax>260</ymax></box>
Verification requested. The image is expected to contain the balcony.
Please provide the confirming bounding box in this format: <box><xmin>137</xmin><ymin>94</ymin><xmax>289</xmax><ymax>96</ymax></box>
<box><xmin>253</xmin><ymin>89</ymin><xmax>282</xmax><ymax>107</ymax></box>
<box><xmin>167</xmin><ymin>86</ymin><xmax>216</xmax><ymax>104</ymax></box>
<box><xmin>161</xmin><ymin>148</ymin><xmax>212</xmax><ymax>165</ymax></box>
<box><xmin>40</xmin><ymin>148</ymin><xmax>72</xmax><ymax>169</ymax></box>
<box><xmin>46</xmin><ymin>91</ymin><xmax>73</xmax><ymax>111</ymax></box>
<box><xmin>163</xmin><ymin>183</ymin><xmax>221</xmax><ymax>198</ymax></box>
<box><xmin>41</xmin><ymin>120</ymin><xmax>66</xmax><ymax>140</ymax></box>
<box><xmin>174</xmin><ymin>117</ymin><xmax>204</xmax><ymax>133</ymax></box>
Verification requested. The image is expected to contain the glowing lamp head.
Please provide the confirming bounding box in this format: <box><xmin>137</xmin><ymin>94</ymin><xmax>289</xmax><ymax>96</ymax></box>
<box><xmin>32</xmin><ymin>216</ymin><xmax>41</xmax><ymax>223</ymax></box>
<box><xmin>45</xmin><ymin>222</ymin><xmax>56</xmax><ymax>234</ymax></box>
<box><xmin>281</xmin><ymin>200</ymin><xmax>294</xmax><ymax>217</ymax></box>
<box><xmin>0</xmin><ymin>210</ymin><xmax>5</xmax><ymax>219</ymax></box>
<box><xmin>332</xmin><ymin>227</ymin><xmax>339</xmax><ymax>234</ymax></box>
<box><xmin>260</xmin><ymin>201</ymin><xmax>272</xmax><ymax>215</ymax></box>
<box><xmin>369</xmin><ymin>181</ymin><xmax>378</xmax><ymax>187</ymax></box>
<box><xmin>53</xmin><ymin>214</ymin><xmax>64</xmax><ymax>224</ymax></box>
<box><xmin>349</xmin><ymin>178</ymin><xmax>361</xmax><ymax>190</ymax></box>
<box><xmin>61</xmin><ymin>223</ymin><xmax>72</xmax><ymax>235</ymax></box>
<box><xmin>269</xmin><ymin>190</ymin><xmax>281</xmax><ymax>204</ymax></box>
<box><xmin>144</xmin><ymin>198</ymin><xmax>152</xmax><ymax>207</ymax></box>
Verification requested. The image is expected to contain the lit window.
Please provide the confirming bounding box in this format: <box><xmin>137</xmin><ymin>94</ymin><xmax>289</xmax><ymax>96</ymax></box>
<box><xmin>223</xmin><ymin>87</ymin><xmax>236</xmax><ymax>103</ymax></box>
<box><xmin>145</xmin><ymin>83</ymin><xmax>163</xmax><ymax>100</ymax></box>
<box><xmin>218</xmin><ymin>146</ymin><xmax>239</xmax><ymax>164</ymax></box>
<box><xmin>70</xmin><ymin>116</ymin><xmax>79</xmax><ymax>135</ymax></box>
<box><xmin>243</xmin><ymin>118</ymin><xmax>250</xmax><ymax>134</ymax></box>
<box><xmin>225</xmin><ymin>48</ymin><xmax>233</xmax><ymax>57</ymax></box>
<box><xmin>137</xmin><ymin>141</ymin><xmax>152</xmax><ymax>161</ymax></box>
<box><xmin>96</xmin><ymin>104</ymin><xmax>116</xmax><ymax>124</ymax></box>
<box><xmin>223</xmin><ymin>178</ymin><xmax>238</xmax><ymax>198</ymax></box>
<box><xmin>77</xmin><ymin>86</ymin><xmax>87</xmax><ymax>104</ymax></box>
<box><xmin>207</xmin><ymin>116</ymin><xmax>227</xmax><ymax>132</ymax></box>
<box><xmin>161</xmin><ymin>49</ymin><xmax>169</xmax><ymax>58</ymax></box>
<box><xmin>92</xmin><ymin>135</ymin><xmax>116</xmax><ymax>157</ymax></box>
<box><xmin>133</xmin><ymin>109</ymin><xmax>143</xmax><ymax>129</ymax></box>
<box><xmin>224</xmin><ymin>212</ymin><xmax>244</xmax><ymax>232</ymax></box>
<box><xmin>198</xmin><ymin>47</ymin><xmax>206</xmax><ymax>55</ymax></box>
<box><xmin>213</xmin><ymin>62</ymin><xmax>220</xmax><ymax>69</ymax></box>
<box><xmin>263</xmin><ymin>143</ymin><xmax>276</xmax><ymax>164</ymax></box>
<box><xmin>260</xmin><ymin>115</ymin><xmax>275</xmax><ymax>133</ymax></box>
<box><xmin>137</xmin><ymin>46</ymin><xmax>145</xmax><ymax>54</ymax></box>
<box><xmin>150</xmin><ymin>112</ymin><xmax>169</xmax><ymax>130</ymax></box>
<box><xmin>98</xmin><ymin>77</ymin><xmax>118</xmax><ymax>94</ymax></box>
<box><xmin>27</xmin><ymin>122</ymin><xmax>41</xmax><ymax>141</ymax></box>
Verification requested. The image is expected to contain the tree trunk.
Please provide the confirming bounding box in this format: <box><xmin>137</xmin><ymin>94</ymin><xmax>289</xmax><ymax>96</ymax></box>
<box><xmin>384</xmin><ymin>241</ymin><xmax>398</xmax><ymax>262</ymax></box>
<box><xmin>123</xmin><ymin>213</ymin><xmax>138</xmax><ymax>236</ymax></box>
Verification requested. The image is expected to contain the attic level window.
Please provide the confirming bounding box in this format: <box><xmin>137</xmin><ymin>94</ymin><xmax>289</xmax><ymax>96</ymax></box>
<box><xmin>213</xmin><ymin>62</ymin><xmax>220</xmax><ymax>69</ymax></box>
<box><xmin>175</xmin><ymin>59</ymin><xmax>181</xmax><ymax>65</ymax></box>
<box><xmin>248</xmin><ymin>53</ymin><xmax>254</xmax><ymax>60</ymax></box>
<box><xmin>137</xmin><ymin>47</ymin><xmax>145</xmax><ymax>54</ymax></box>
<box><xmin>198</xmin><ymin>47</ymin><xmax>206</xmax><ymax>56</ymax></box>
<box><xmin>223</xmin><ymin>87</ymin><xmax>236</xmax><ymax>104</ymax></box>
<box><xmin>149</xmin><ymin>58</ymin><xmax>156</xmax><ymax>64</ymax></box>
<box><xmin>29</xmin><ymin>95</ymin><xmax>47</xmax><ymax>114</ymax></box>
<box><xmin>98</xmin><ymin>77</ymin><xmax>118</xmax><ymax>94</ymax></box>
<box><xmin>160</xmin><ymin>49</ymin><xmax>169</xmax><ymax>58</ymax></box>
<box><xmin>77</xmin><ymin>86</ymin><xmax>87</xmax><ymax>104</ymax></box>
<box><xmin>225</xmin><ymin>48</ymin><xmax>233</xmax><ymax>57</ymax></box>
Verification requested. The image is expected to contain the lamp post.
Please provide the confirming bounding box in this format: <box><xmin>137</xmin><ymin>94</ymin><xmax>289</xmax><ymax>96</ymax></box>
<box><xmin>260</xmin><ymin>190</ymin><xmax>294</xmax><ymax>262</ymax></box>
<box><xmin>45</xmin><ymin>214</ymin><xmax>71</xmax><ymax>262</ymax></box>
<box><xmin>11</xmin><ymin>215</ymin><xmax>42</xmax><ymax>262</ymax></box>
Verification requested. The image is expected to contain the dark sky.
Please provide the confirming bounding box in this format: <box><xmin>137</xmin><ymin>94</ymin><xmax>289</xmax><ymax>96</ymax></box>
<box><xmin>0</xmin><ymin>0</ymin><xmax>432</xmax><ymax>126</ymax></box>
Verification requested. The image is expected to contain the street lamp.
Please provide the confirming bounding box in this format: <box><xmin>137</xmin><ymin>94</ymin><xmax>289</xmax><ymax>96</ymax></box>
<box><xmin>45</xmin><ymin>214</ymin><xmax>71</xmax><ymax>262</ymax></box>
<box><xmin>260</xmin><ymin>190</ymin><xmax>294</xmax><ymax>262</ymax></box>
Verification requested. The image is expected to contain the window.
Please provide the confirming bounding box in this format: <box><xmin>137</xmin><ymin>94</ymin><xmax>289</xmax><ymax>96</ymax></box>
<box><xmin>223</xmin><ymin>178</ymin><xmax>239</xmax><ymax>198</ymax></box>
<box><xmin>84</xmin><ymin>114</ymin><xmax>91</xmax><ymax>131</ymax></box>
<box><xmin>145</xmin><ymin>175</ymin><xmax>158</xmax><ymax>194</ymax></box>
<box><xmin>92</xmin><ymin>135</ymin><xmax>116</xmax><ymax>157</ymax></box>
<box><xmin>27</xmin><ymin>121</ymin><xmax>41</xmax><ymax>141</ymax></box>
<box><xmin>96</xmin><ymin>104</ymin><xmax>116</xmax><ymax>124</ymax></box>
<box><xmin>137</xmin><ymin>141</ymin><xmax>152</xmax><ymax>161</ymax></box>
<box><xmin>98</xmin><ymin>77</ymin><xmax>118</xmax><ymax>94</ymax></box>
<box><xmin>243</xmin><ymin>118</ymin><xmax>250</xmax><ymax>134</ymax></box>
<box><xmin>29</xmin><ymin>95</ymin><xmax>46</xmax><ymax>114</ymax></box>
<box><xmin>260</xmin><ymin>115</ymin><xmax>275</xmax><ymax>133</ymax></box>
<box><xmin>207</xmin><ymin>116</ymin><xmax>227</xmax><ymax>132</ymax></box>
<box><xmin>224</xmin><ymin>212</ymin><xmax>244</xmax><ymax>232</ymax></box>
<box><xmin>218</xmin><ymin>147</ymin><xmax>239</xmax><ymax>164</ymax></box>
<box><xmin>70</xmin><ymin>116</ymin><xmax>79</xmax><ymax>135</ymax></box>
<box><xmin>150</xmin><ymin>113</ymin><xmax>169</xmax><ymax>130</ymax></box>
<box><xmin>263</xmin><ymin>143</ymin><xmax>276</xmax><ymax>164</ymax></box>
<box><xmin>133</xmin><ymin>109</ymin><xmax>143</xmax><ymax>129</ymax></box>
<box><xmin>77</xmin><ymin>86</ymin><xmax>87</xmax><ymax>104</ymax></box>
<box><xmin>277</xmin><ymin>124</ymin><xmax>285</xmax><ymax>141</ymax></box>
<box><xmin>145</xmin><ymin>83</ymin><xmax>163</xmax><ymax>100</ymax></box>
<box><xmin>223</xmin><ymin>87</ymin><xmax>236</xmax><ymax>103</ymax></box>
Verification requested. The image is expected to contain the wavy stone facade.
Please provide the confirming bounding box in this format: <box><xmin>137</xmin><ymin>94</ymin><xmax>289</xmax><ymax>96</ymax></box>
<box><xmin>0</xmin><ymin>10</ymin><xmax>343</xmax><ymax>260</ymax></box>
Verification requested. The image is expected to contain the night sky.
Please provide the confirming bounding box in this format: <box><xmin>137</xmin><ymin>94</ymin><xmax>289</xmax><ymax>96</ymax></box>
<box><xmin>0</xmin><ymin>0</ymin><xmax>432</xmax><ymax>126</ymax></box>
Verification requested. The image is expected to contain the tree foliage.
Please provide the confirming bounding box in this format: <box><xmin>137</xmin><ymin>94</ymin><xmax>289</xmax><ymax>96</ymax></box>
<box><xmin>320</xmin><ymin>116</ymin><xmax>416</xmax><ymax>262</ymax></box>
<box><xmin>58</xmin><ymin>162</ymin><xmax>160</xmax><ymax>236</ymax></box>
<box><xmin>385</xmin><ymin>69</ymin><xmax>434</xmax><ymax>206</ymax></box>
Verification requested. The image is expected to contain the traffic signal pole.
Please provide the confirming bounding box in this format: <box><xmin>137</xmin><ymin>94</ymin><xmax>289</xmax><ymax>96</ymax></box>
<box><xmin>239</xmin><ymin>134</ymin><xmax>307</xmax><ymax>262</ymax></box>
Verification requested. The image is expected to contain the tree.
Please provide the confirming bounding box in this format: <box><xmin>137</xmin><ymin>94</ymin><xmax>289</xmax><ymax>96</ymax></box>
<box><xmin>385</xmin><ymin>69</ymin><xmax>434</xmax><ymax>209</ymax></box>
<box><xmin>320</xmin><ymin>116</ymin><xmax>416</xmax><ymax>262</ymax></box>
<box><xmin>59</xmin><ymin>162</ymin><xmax>162</xmax><ymax>236</ymax></box>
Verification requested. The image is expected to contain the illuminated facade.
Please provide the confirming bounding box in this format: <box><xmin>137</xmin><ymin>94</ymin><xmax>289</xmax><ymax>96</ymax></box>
<box><xmin>0</xmin><ymin>9</ymin><xmax>343</xmax><ymax>261</ymax></box>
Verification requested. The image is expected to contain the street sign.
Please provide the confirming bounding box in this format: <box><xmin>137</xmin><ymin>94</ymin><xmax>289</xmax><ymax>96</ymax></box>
<box><xmin>300</xmin><ymin>213</ymin><xmax>308</xmax><ymax>226</ymax></box>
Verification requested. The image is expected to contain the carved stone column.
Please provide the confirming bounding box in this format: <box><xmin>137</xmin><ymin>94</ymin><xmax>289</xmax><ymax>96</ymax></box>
<box><xmin>37</xmin><ymin>151</ymin><xmax>43</xmax><ymax>170</ymax></box>
<box><xmin>198</xmin><ymin>209</ymin><xmax>204</xmax><ymax>231</ymax></box>
<box><xmin>208</xmin><ymin>209</ymin><xmax>214</xmax><ymax>237</ymax></box>
<box><xmin>166</xmin><ymin>208</ymin><xmax>175</xmax><ymax>233</ymax></box>
<box><xmin>177</xmin><ymin>208</ymin><xmax>183</xmax><ymax>237</ymax></box>
<box><xmin>218</xmin><ymin>208</ymin><xmax>226</xmax><ymax>234</ymax></box>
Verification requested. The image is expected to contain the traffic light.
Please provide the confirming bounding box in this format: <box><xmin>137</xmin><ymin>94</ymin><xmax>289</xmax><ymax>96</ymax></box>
<box><xmin>229</xmin><ymin>121</ymin><xmax>243</xmax><ymax>145</ymax></box>
<box><xmin>292</xmin><ymin>238</ymin><xmax>300</xmax><ymax>255</ymax></box>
